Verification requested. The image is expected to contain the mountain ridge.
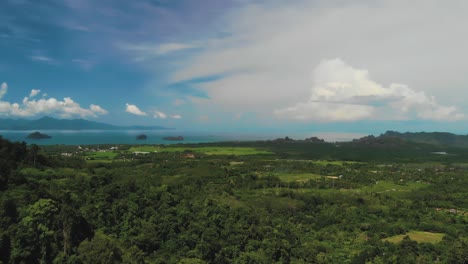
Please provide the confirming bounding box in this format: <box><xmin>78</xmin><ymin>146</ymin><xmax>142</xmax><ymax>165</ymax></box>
<box><xmin>373</xmin><ymin>130</ymin><xmax>468</xmax><ymax>148</ymax></box>
<box><xmin>0</xmin><ymin>116</ymin><xmax>171</xmax><ymax>130</ymax></box>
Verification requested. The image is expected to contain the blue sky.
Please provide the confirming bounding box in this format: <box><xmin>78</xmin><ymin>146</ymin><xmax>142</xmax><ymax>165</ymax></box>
<box><xmin>1</xmin><ymin>0</ymin><xmax>468</xmax><ymax>136</ymax></box>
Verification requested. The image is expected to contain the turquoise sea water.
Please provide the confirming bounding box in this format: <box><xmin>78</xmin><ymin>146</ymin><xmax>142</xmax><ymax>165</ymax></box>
<box><xmin>0</xmin><ymin>130</ymin><xmax>281</xmax><ymax>145</ymax></box>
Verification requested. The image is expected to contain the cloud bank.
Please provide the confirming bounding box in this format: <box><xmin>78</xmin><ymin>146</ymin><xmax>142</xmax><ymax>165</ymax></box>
<box><xmin>275</xmin><ymin>59</ymin><xmax>463</xmax><ymax>122</ymax></box>
<box><xmin>0</xmin><ymin>83</ymin><xmax>108</xmax><ymax>118</ymax></box>
<box><xmin>167</xmin><ymin>0</ymin><xmax>467</xmax><ymax>123</ymax></box>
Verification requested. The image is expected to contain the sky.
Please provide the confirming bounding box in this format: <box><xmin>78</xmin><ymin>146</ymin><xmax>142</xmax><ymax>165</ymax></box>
<box><xmin>1</xmin><ymin>0</ymin><xmax>468</xmax><ymax>136</ymax></box>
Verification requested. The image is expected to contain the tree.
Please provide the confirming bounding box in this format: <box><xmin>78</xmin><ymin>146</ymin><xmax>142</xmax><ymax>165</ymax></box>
<box><xmin>77</xmin><ymin>232</ymin><xmax>122</xmax><ymax>264</ymax></box>
<box><xmin>11</xmin><ymin>199</ymin><xmax>60</xmax><ymax>264</ymax></box>
<box><xmin>30</xmin><ymin>144</ymin><xmax>40</xmax><ymax>167</ymax></box>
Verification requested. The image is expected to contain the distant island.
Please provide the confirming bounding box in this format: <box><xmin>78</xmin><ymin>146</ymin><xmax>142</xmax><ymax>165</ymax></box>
<box><xmin>136</xmin><ymin>134</ymin><xmax>147</xmax><ymax>140</ymax></box>
<box><xmin>270</xmin><ymin>136</ymin><xmax>325</xmax><ymax>143</ymax></box>
<box><xmin>27</xmin><ymin>131</ymin><xmax>51</xmax><ymax>139</ymax></box>
<box><xmin>163</xmin><ymin>136</ymin><xmax>184</xmax><ymax>141</ymax></box>
<box><xmin>0</xmin><ymin>116</ymin><xmax>171</xmax><ymax>130</ymax></box>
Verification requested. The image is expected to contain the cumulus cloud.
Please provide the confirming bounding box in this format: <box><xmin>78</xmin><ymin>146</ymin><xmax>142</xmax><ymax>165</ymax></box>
<box><xmin>275</xmin><ymin>59</ymin><xmax>464</xmax><ymax>121</ymax></box>
<box><xmin>0</xmin><ymin>84</ymin><xmax>108</xmax><ymax>118</ymax></box>
<box><xmin>90</xmin><ymin>104</ymin><xmax>108</xmax><ymax>115</ymax></box>
<box><xmin>153</xmin><ymin>111</ymin><xmax>167</xmax><ymax>119</ymax></box>
<box><xmin>29</xmin><ymin>89</ymin><xmax>41</xmax><ymax>98</ymax></box>
<box><xmin>125</xmin><ymin>103</ymin><xmax>147</xmax><ymax>116</ymax></box>
<box><xmin>167</xmin><ymin>0</ymin><xmax>467</xmax><ymax>122</ymax></box>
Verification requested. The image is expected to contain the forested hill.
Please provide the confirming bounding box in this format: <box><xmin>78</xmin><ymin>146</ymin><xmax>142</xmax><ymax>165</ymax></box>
<box><xmin>380</xmin><ymin>131</ymin><xmax>468</xmax><ymax>148</ymax></box>
<box><xmin>0</xmin><ymin>116</ymin><xmax>169</xmax><ymax>130</ymax></box>
<box><xmin>1</xmin><ymin>137</ymin><xmax>467</xmax><ymax>263</ymax></box>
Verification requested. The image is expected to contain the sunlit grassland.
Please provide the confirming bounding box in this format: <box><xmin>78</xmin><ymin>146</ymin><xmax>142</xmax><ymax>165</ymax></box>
<box><xmin>311</xmin><ymin>160</ymin><xmax>363</xmax><ymax>166</ymax></box>
<box><xmin>85</xmin><ymin>159</ymin><xmax>115</xmax><ymax>163</ymax></box>
<box><xmin>271</xmin><ymin>172</ymin><xmax>327</xmax><ymax>182</ymax></box>
<box><xmin>281</xmin><ymin>159</ymin><xmax>365</xmax><ymax>166</ymax></box>
<box><xmin>382</xmin><ymin>231</ymin><xmax>445</xmax><ymax>244</ymax></box>
<box><xmin>250</xmin><ymin>177</ymin><xmax>429</xmax><ymax>198</ymax></box>
<box><xmin>129</xmin><ymin>146</ymin><xmax>273</xmax><ymax>155</ymax></box>
<box><xmin>229</xmin><ymin>161</ymin><xmax>245</xmax><ymax>166</ymax></box>
<box><xmin>357</xmin><ymin>181</ymin><xmax>429</xmax><ymax>193</ymax></box>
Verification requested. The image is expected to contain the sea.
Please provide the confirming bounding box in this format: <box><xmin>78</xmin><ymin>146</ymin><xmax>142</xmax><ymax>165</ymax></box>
<box><xmin>0</xmin><ymin>130</ymin><xmax>367</xmax><ymax>145</ymax></box>
<box><xmin>0</xmin><ymin>130</ymin><xmax>278</xmax><ymax>146</ymax></box>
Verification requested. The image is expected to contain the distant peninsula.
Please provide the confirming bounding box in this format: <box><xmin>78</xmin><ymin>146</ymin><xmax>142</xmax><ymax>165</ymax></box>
<box><xmin>27</xmin><ymin>131</ymin><xmax>51</xmax><ymax>139</ymax></box>
<box><xmin>163</xmin><ymin>136</ymin><xmax>184</xmax><ymax>141</ymax></box>
<box><xmin>0</xmin><ymin>116</ymin><xmax>171</xmax><ymax>131</ymax></box>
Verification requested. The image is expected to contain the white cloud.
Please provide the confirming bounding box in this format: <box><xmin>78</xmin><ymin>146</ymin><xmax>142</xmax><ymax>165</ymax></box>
<box><xmin>90</xmin><ymin>104</ymin><xmax>108</xmax><ymax>115</ymax></box>
<box><xmin>153</xmin><ymin>111</ymin><xmax>167</xmax><ymax>119</ymax></box>
<box><xmin>29</xmin><ymin>89</ymin><xmax>41</xmax><ymax>98</ymax></box>
<box><xmin>0</xmin><ymin>87</ymin><xmax>108</xmax><ymax>118</ymax></box>
<box><xmin>275</xmin><ymin>59</ymin><xmax>464</xmax><ymax>122</ymax></box>
<box><xmin>125</xmin><ymin>103</ymin><xmax>147</xmax><ymax>116</ymax></box>
<box><xmin>0</xmin><ymin>82</ymin><xmax>7</xmax><ymax>99</ymax></box>
<box><xmin>153</xmin><ymin>110</ymin><xmax>182</xmax><ymax>119</ymax></box>
<box><xmin>167</xmin><ymin>0</ymin><xmax>467</xmax><ymax>122</ymax></box>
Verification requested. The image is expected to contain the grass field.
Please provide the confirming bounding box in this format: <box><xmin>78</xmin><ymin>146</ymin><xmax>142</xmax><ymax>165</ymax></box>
<box><xmin>355</xmin><ymin>181</ymin><xmax>429</xmax><ymax>194</ymax></box>
<box><xmin>83</xmin><ymin>151</ymin><xmax>118</xmax><ymax>161</ymax></box>
<box><xmin>284</xmin><ymin>159</ymin><xmax>365</xmax><ymax>166</ymax></box>
<box><xmin>273</xmin><ymin>172</ymin><xmax>325</xmax><ymax>182</ymax></box>
<box><xmin>382</xmin><ymin>231</ymin><xmax>445</xmax><ymax>244</ymax></box>
<box><xmin>229</xmin><ymin>161</ymin><xmax>245</xmax><ymax>166</ymax></box>
<box><xmin>129</xmin><ymin>146</ymin><xmax>273</xmax><ymax>156</ymax></box>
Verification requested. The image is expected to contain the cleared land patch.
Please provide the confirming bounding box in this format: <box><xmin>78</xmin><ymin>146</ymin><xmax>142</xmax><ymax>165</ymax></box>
<box><xmin>129</xmin><ymin>146</ymin><xmax>273</xmax><ymax>156</ymax></box>
<box><xmin>282</xmin><ymin>159</ymin><xmax>365</xmax><ymax>166</ymax></box>
<box><xmin>346</xmin><ymin>181</ymin><xmax>429</xmax><ymax>195</ymax></box>
<box><xmin>273</xmin><ymin>172</ymin><xmax>325</xmax><ymax>182</ymax></box>
<box><xmin>382</xmin><ymin>231</ymin><xmax>445</xmax><ymax>244</ymax></box>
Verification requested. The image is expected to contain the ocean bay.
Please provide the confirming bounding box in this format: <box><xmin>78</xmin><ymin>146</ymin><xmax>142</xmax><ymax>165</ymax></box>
<box><xmin>0</xmin><ymin>130</ymin><xmax>277</xmax><ymax>145</ymax></box>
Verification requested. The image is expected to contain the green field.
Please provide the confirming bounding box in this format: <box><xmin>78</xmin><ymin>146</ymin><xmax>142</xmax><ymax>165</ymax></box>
<box><xmin>272</xmin><ymin>172</ymin><xmax>326</xmax><ymax>182</ymax></box>
<box><xmin>383</xmin><ymin>231</ymin><xmax>445</xmax><ymax>244</ymax></box>
<box><xmin>310</xmin><ymin>160</ymin><xmax>363</xmax><ymax>166</ymax></box>
<box><xmin>352</xmin><ymin>181</ymin><xmax>429</xmax><ymax>194</ymax></box>
<box><xmin>129</xmin><ymin>146</ymin><xmax>273</xmax><ymax>155</ymax></box>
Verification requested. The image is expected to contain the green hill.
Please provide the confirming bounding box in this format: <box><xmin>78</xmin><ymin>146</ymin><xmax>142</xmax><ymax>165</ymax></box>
<box><xmin>381</xmin><ymin>131</ymin><xmax>468</xmax><ymax>148</ymax></box>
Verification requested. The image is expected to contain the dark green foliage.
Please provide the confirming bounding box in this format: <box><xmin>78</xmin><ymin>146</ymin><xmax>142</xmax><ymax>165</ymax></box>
<box><xmin>0</xmin><ymin>137</ymin><xmax>467</xmax><ymax>263</ymax></box>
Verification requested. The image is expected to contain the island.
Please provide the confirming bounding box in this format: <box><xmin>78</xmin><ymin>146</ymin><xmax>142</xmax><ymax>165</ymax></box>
<box><xmin>136</xmin><ymin>134</ymin><xmax>147</xmax><ymax>140</ymax></box>
<box><xmin>27</xmin><ymin>131</ymin><xmax>52</xmax><ymax>139</ymax></box>
<box><xmin>163</xmin><ymin>136</ymin><xmax>184</xmax><ymax>141</ymax></box>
